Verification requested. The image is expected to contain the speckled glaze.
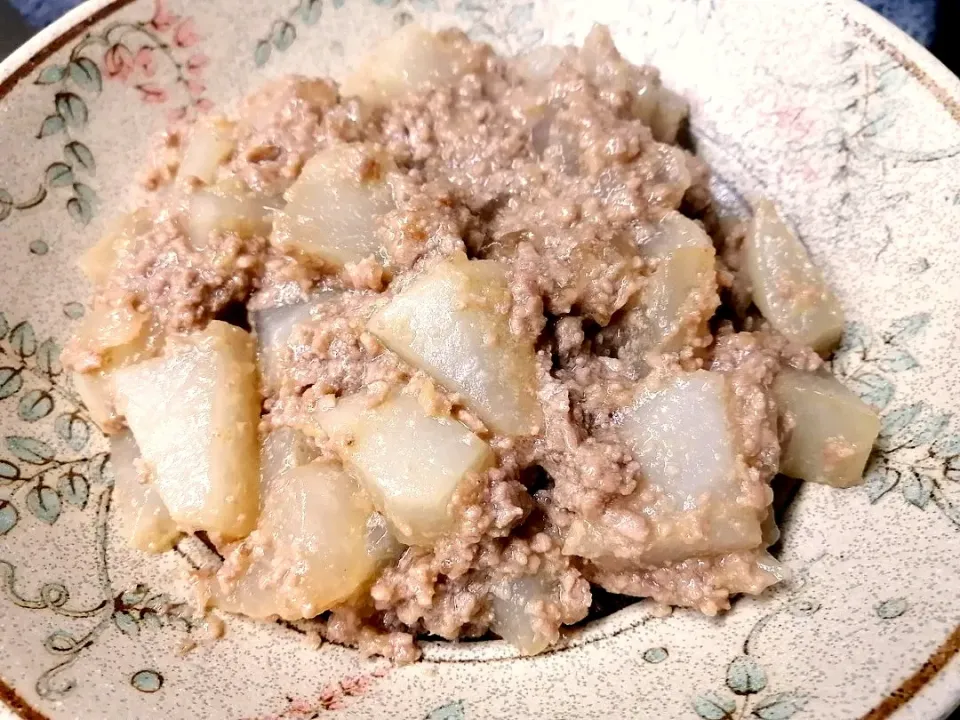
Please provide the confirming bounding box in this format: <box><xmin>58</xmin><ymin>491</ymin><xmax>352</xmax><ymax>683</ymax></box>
<box><xmin>1</xmin><ymin>1</ymin><xmax>959</xmax><ymax>718</ymax></box>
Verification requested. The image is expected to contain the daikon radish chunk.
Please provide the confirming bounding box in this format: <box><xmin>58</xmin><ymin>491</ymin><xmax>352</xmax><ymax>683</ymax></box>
<box><xmin>637</xmin><ymin>212</ymin><xmax>713</xmax><ymax>258</ymax></box>
<box><xmin>111</xmin><ymin>431</ymin><xmax>180</xmax><ymax>553</ymax></box>
<box><xmin>516</xmin><ymin>46</ymin><xmax>567</xmax><ymax>86</ymax></box>
<box><xmin>113</xmin><ymin>321</ymin><xmax>261</xmax><ymax>539</ymax></box>
<box><xmin>69</xmin><ymin>305</ymin><xmax>164</xmax><ymax>431</ymax></box>
<box><xmin>369</xmin><ymin>253</ymin><xmax>541</xmax><ymax>436</ymax></box>
<box><xmin>743</xmin><ymin>198</ymin><xmax>844</xmax><ymax>353</ymax></box>
<box><xmin>600</xmin><ymin>246</ymin><xmax>717</xmax><ymax>373</ymax></box>
<box><xmin>774</xmin><ymin>369</ymin><xmax>880</xmax><ymax>488</ymax></box>
<box><xmin>640</xmin><ymin>247</ymin><xmax>717</xmax><ymax>352</ymax></box>
<box><xmin>74</xmin><ymin>372</ymin><xmax>117</xmax><ymax>432</ymax></box>
<box><xmin>365</xmin><ymin>511</ymin><xmax>405</xmax><ymax>566</ymax></box>
<box><xmin>212</xmin><ymin>461</ymin><xmax>377</xmax><ymax>620</ymax></box>
<box><xmin>318</xmin><ymin>391</ymin><xmax>494</xmax><ymax>545</ymax></box>
<box><xmin>187</xmin><ymin>178</ymin><xmax>273</xmax><ymax>249</ymax></box>
<box><xmin>579</xmin><ymin>25</ymin><xmax>663</xmax><ymax>128</ymax></box>
<box><xmin>79</xmin><ymin>209</ymin><xmax>151</xmax><ymax>286</ymax></box>
<box><xmin>490</xmin><ymin>575</ymin><xmax>556</xmax><ymax>655</ymax></box>
<box><xmin>271</xmin><ymin>143</ymin><xmax>395</xmax><ymax>268</ymax></box>
<box><xmin>260</xmin><ymin>426</ymin><xmax>317</xmax><ymax>498</ymax></box>
<box><xmin>614</xmin><ymin>371</ymin><xmax>763</xmax><ymax>562</ymax></box>
<box><xmin>251</xmin><ymin>292</ymin><xmax>336</xmax><ymax>389</ymax></box>
<box><xmin>341</xmin><ymin>24</ymin><xmax>478</xmax><ymax>106</ymax></box>
<box><xmin>179</xmin><ymin>116</ymin><xmax>236</xmax><ymax>185</ymax></box>
<box><xmin>649</xmin><ymin>86</ymin><xmax>689</xmax><ymax>144</ymax></box>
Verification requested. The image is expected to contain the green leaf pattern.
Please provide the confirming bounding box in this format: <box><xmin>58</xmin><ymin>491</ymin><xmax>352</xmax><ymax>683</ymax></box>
<box><xmin>831</xmin><ymin>315</ymin><xmax>960</xmax><ymax>528</ymax></box>
<box><xmin>694</xmin><ymin>692</ymin><xmax>737</xmax><ymax>720</ymax></box>
<box><xmin>0</xmin><ymin>500</ymin><xmax>18</xmax><ymax>534</ymax></box>
<box><xmin>727</xmin><ymin>656</ymin><xmax>768</xmax><ymax>695</ymax></box>
<box><xmin>752</xmin><ymin>693</ymin><xmax>808</xmax><ymax>720</ymax></box>
<box><xmin>26</xmin><ymin>485</ymin><xmax>61</xmax><ymax>524</ymax></box>
<box><xmin>6</xmin><ymin>436</ymin><xmax>55</xmax><ymax>465</ymax></box>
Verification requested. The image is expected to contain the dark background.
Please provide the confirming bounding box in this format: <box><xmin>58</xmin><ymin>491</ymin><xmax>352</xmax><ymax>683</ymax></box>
<box><xmin>0</xmin><ymin>0</ymin><xmax>956</xmax><ymax>71</ymax></box>
<box><xmin>0</xmin><ymin>0</ymin><xmax>957</xmax><ymax>717</ymax></box>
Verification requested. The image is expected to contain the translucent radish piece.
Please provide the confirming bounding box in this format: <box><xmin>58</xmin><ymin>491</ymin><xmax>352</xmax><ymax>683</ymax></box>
<box><xmin>601</xmin><ymin>246</ymin><xmax>717</xmax><ymax>373</ymax></box>
<box><xmin>341</xmin><ymin>24</ymin><xmax>479</xmax><ymax>106</ymax></box>
<box><xmin>774</xmin><ymin>369</ymin><xmax>880</xmax><ymax>488</ymax></box>
<box><xmin>69</xmin><ymin>305</ymin><xmax>164</xmax><ymax>431</ymax></box>
<box><xmin>113</xmin><ymin>321</ymin><xmax>261</xmax><ymax>539</ymax></box>
<box><xmin>212</xmin><ymin>460</ymin><xmax>377</xmax><ymax>620</ymax></box>
<box><xmin>365</xmin><ymin>511</ymin><xmax>405</xmax><ymax>566</ymax></box>
<box><xmin>614</xmin><ymin>371</ymin><xmax>763</xmax><ymax>562</ymax></box>
<box><xmin>649</xmin><ymin>86</ymin><xmax>689</xmax><ymax>144</ymax></box>
<box><xmin>79</xmin><ymin>209</ymin><xmax>151</xmax><ymax>286</ymax></box>
<box><xmin>368</xmin><ymin>253</ymin><xmax>542</xmax><ymax>436</ymax></box>
<box><xmin>579</xmin><ymin>25</ymin><xmax>665</xmax><ymax>129</ymax></box>
<box><xmin>637</xmin><ymin>212</ymin><xmax>713</xmax><ymax>259</ymax></box>
<box><xmin>318</xmin><ymin>391</ymin><xmax>494</xmax><ymax>545</ymax></box>
<box><xmin>111</xmin><ymin>431</ymin><xmax>180</xmax><ymax>553</ymax></box>
<box><xmin>251</xmin><ymin>293</ymin><xmax>336</xmax><ymax>389</ymax></box>
<box><xmin>515</xmin><ymin>46</ymin><xmax>568</xmax><ymax>87</ymax></box>
<box><xmin>73</xmin><ymin>372</ymin><xmax>117</xmax><ymax>432</ymax></box>
<box><xmin>490</xmin><ymin>575</ymin><xmax>556</xmax><ymax>655</ymax></box>
<box><xmin>187</xmin><ymin>179</ymin><xmax>273</xmax><ymax>249</ymax></box>
<box><xmin>179</xmin><ymin>116</ymin><xmax>236</xmax><ymax>185</ymax></box>
<box><xmin>260</xmin><ymin>426</ymin><xmax>317</xmax><ymax>498</ymax></box>
<box><xmin>743</xmin><ymin>198</ymin><xmax>844</xmax><ymax>353</ymax></box>
<box><xmin>640</xmin><ymin>247</ymin><xmax>717</xmax><ymax>352</ymax></box>
<box><xmin>271</xmin><ymin>143</ymin><xmax>396</xmax><ymax>269</ymax></box>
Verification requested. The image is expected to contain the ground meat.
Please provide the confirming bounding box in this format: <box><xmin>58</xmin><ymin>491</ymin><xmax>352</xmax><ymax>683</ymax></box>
<box><xmin>67</xmin><ymin>24</ymin><xmax>842</xmax><ymax>661</ymax></box>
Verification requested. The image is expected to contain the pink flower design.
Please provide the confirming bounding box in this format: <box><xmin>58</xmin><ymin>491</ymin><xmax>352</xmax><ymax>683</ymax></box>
<box><xmin>185</xmin><ymin>79</ymin><xmax>206</xmax><ymax>97</ymax></box>
<box><xmin>174</xmin><ymin>19</ymin><xmax>200</xmax><ymax>48</ymax></box>
<box><xmin>136</xmin><ymin>84</ymin><xmax>169</xmax><ymax>104</ymax></box>
<box><xmin>185</xmin><ymin>53</ymin><xmax>209</xmax><ymax>75</ymax></box>
<box><xmin>133</xmin><ymin>47</ymin><xmax>157</xmax><ymax>78</ymax></box>
<box><xmin>104</xmin><ymin>44</ymin><xmax>134</xmax><ymax>82</ymax></box>
<box><xmin>194</xmin><ymin>98</ymin><xmax>215</xmax><ymax>113</ymax></box>
<box><xmin>167</xmin><ymin>106</ymin><xmax>188</xmax><ymax>123</ymax></box>
<box><xmin>149</xmin><ymin>0</ymin><xmax>179</xmax><ymax>32</ymax></box>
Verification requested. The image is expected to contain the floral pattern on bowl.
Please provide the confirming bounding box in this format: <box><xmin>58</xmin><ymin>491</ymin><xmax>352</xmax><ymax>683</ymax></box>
<box><xmin>2</xmin><ymin>0</ymin><xmax>960</xmax><ymax>718</ymax></box>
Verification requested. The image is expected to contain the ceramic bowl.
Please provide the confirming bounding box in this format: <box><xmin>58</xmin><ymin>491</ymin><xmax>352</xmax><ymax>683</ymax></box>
<box><xmin>1</xmin><ymin>0</ymin><xmax>959</xmax><ymax>718</ymax></box>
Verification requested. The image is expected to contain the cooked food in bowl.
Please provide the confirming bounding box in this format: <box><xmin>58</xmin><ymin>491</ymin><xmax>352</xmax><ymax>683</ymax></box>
<box><xmin>63</xmin><ymin>23</ymin><xmax>880</xmax><ymax>661</ymax></box>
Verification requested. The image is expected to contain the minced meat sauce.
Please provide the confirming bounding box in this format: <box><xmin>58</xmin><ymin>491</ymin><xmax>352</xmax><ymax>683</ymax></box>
<box><xmin>62</xmin><ymin>24</ymin><xmax>858</xmax><ymax>662</ymax></box>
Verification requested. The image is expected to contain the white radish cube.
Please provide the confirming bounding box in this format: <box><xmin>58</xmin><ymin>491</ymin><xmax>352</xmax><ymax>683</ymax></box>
<box><xmin>368</xmin><ymin>253</ymin><xmax>541</xmax><ymax>436</ymax></box>
<box><xmin>111</xmin><ymin>431</ymin><xmax>180</xmax><ymax>553</ymax></box>
<box><xmin>743</xmin><ymin>198</ymin><xmax>844</xmax><ymax>353</ymax></box>
<box><xmin>636</xmin><ymin>212</ymin><xmax>713</xmax><ymax>259</ymax></box>
<box><xmin>79</xmin><ymin>209</ymin><xmax>151</xmax><ymax>286</ymax></box>
<box><xmin>271</xmin><ymin>143</ymin><xmax>395</xmax><ymax>269</ymax></box>
<box><xmin>213</xmin><ymin>460</ymin><xmax>377</xmax><ymax>620</ymax></box>
<box><xmin>187</xmin><ymin>179</ymin><xmax>273</xmax><ymax>250</ymax></box>
<box><xmin>365</xmin><ymin>511</ymin><xmax>406</xmax><ymax>566</ymax></box>
<box><xmin>318</xmin><ymin>391</ymin><xmax>494</xmax><ymax>545</ymax></box>
<box><xmin>260</xmin><ymin>426</ymin><xmax>317</xmax><ymax>498</ymax></box>
<box><xmin>602</xmin><ymin>247</ymin><xmax>717</xmax><ymax>371</ymax></box>
<box><xmin>69</xmin><ymin>305</ymin><xmax>163</xmax><ymax>431</ymax></box>
<box><xmin>490</xmin><ymin>575</ymin><xmax>556</xmax><ymax>655</ymax></box>
<box><xmin>179</xmin><ymin>116</ymin><xmax>236</xmax><ymax>185</ymax></box>
<box><xmin>341</xmin><ymin>24</ymin><xmax>478</xmax><ymax>106</ymax></box>
<box><xmin>251</xmin><ymin>293</ymin><xmax>336</xmax><ymax>389</ymax></box>
<box><xmin>774</xmin><ymin>369</ymin><xmax>880</xmax><ymax>488</ymax></box>
<box><xmin>615</xmin><ymin>371</ymin><xmax>763</xmax><ymax>562</ymax></box>
<box><xmin>113</xmin><ymin>321</ymin><xmax>261</xmax><ymax>539</ymax></box>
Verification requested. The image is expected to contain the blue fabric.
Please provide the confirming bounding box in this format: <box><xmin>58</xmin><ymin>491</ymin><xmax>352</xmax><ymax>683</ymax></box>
<box><xmin>861</xmin><ymin>0</ymin><xmax>938</xmax><ymax>45</ymax></box>
<box><xmin>5</xmin><ymin>0</ymin><xmax>942</xmax><ymax>41</ymax></box>
<box><xmin>10</xmin><ymin>0</ymin><xmax>81</xmax><ymax>28</ymax></box>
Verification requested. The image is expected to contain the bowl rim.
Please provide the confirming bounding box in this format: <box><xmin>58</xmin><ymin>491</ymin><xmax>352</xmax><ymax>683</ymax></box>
<box><xmin>0</xmin><ymin>0</ymin><xmax>958</xmax><ymax>718</ymax></box>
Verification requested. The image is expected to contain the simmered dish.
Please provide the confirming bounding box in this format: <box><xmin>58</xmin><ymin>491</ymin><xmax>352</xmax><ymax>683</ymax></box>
<box><xmin>64</xmin><ymin>24</ymin><xmax>881</xmax><ymax>661</ymax></box>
